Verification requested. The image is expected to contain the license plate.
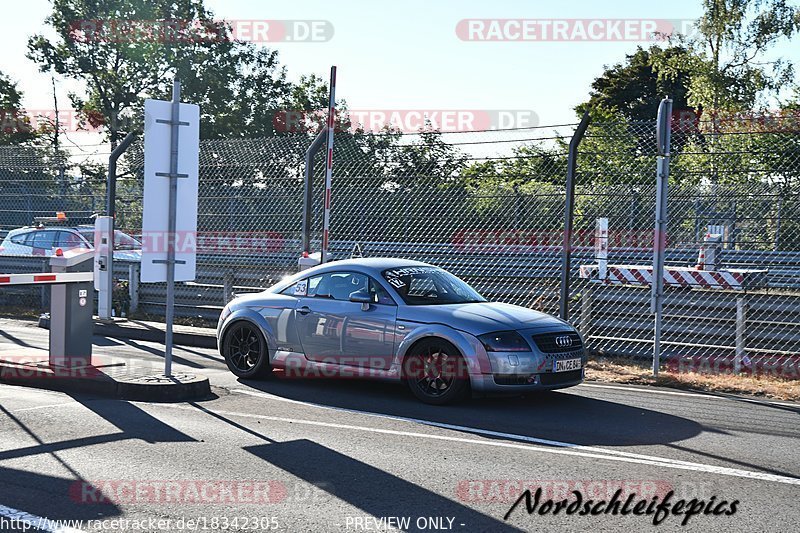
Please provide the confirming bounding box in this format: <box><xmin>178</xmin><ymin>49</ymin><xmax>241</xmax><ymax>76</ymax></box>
<box><xmin>554</xmin><ymin>358</ymin><xmax>582</xmax><ymax>372</ymax></box>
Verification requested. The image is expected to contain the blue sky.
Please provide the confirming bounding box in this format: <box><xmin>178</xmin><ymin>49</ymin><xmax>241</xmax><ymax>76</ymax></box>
<box><xmin>1</xmin><ymin>0</ymin><xmax>798</xmax><ymax>134</ymax></box>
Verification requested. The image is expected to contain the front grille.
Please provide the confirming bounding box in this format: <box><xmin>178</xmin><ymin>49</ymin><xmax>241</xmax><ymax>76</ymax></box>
<box><xmin>493</xmin><ymin>369</ymin><xmax>583</xmax><ymax>386</ymax></box>
<box><xmin>494</xmin><ymin>374</ymin><xmax>533</xmax><ymax>386</ymax></box>
<box><xmin>531</xmin><ymin>332</ymin><xmax>583</xmax><ymax>353</ymax></box>
<box><xmin>539</xmin><ymin>369</ymin><xmax>583</xmax><ymax>386</ymax></box>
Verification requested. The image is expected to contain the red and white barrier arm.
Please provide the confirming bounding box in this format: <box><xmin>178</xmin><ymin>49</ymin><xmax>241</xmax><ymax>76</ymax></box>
<box><xmin>579</xmin><ymin>264</ymin><xmax>767</xmax><ymax>291</ymax></box>
<box><xmin>0</xmin><ymin>272</ymin><xmax>93</xmax><ymax>286</ymax></box>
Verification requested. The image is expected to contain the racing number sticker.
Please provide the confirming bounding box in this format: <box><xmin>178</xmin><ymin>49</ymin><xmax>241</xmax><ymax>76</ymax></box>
<box><xmin>387</xmin><ymin>277</ymin><xmax>406</xmax><ymax>289</ymax></box>
<box><xmin>294</xmin><ymin>280</ymin><xmax>308</xmax><ymax>296</ymax></box>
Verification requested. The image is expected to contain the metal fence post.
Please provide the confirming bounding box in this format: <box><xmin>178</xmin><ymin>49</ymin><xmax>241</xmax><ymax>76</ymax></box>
<box><xmin>103</xmin><ymin>131</ymin><xmax>135</xmax><ymax>320</ymax></box>
<box><xmin>321</xmin><ymin>65</ymin><xmax>337</xmax><ymax>264</ymax></box>
<box><xmin>223</xmin><ymin>271</ymin><xmax>234</xmax><ymax>305</ymax></box>
<box><xmin>302</xmin><ymin>129</ymin><xmax>328</xmax><ymax>255</ymax></box>
<box><xmin>652</xmin><ymin>97</ymin><xmax>673</xmax><ymax>377</ymax></box>
<box><xmin>128</xmin><ymin>262</ymin><xmax>139</xmax><ymax>313</ymax></box>
<box><xmin>559</xmin><ymin>111</ymin><xmax>591</xmax><ymax>321</ymax></box>
<box><xmin>581</xmin><ymin>284</ymin><xmax>593</xmax><ymax>340</ymax></box>
<box><xmin>41</xmin><ymin>259</ymin><xmax>49</xmax><ymax>311</ymax></box>
<box><xmin>735</xmin><ymin>295</ymin><xmax>748</xmax><ymax>374</ymax></box>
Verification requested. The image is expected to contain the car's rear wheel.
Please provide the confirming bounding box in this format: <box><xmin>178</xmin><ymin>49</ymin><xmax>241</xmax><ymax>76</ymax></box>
<box><xmin>404</xmin><ymin>339</ymin><xmax>469</xmax><ymax>405</ymax></box>
<box><xmin>222</xmin><ymin>322</ymin><xmax>271</xmax><ymax>379</ymax></box>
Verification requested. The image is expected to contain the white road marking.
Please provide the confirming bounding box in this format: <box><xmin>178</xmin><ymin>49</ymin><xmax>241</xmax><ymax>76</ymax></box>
<box><xmin>0</xmin><ymin>504</ymin><xmax>86</xmax><ymax>532</ymax></box>
<box><xmin>12</xmin><ymin>403</ymin><xmax>80</xmax><ymax>413</ymax></box>
<box><xmin>0</xmin><ymin>384</ymin><xmax>70</xmax><ymax>398</ymax></box>
<box><xmin>153</xmin><ymin>390</ymin><xmax>800</xmax><ymax>486</ymax></box>
<box><xmin>580</xmin><ymin>383</ymin><xmax>799</xmax><ymax>408</ymax></box>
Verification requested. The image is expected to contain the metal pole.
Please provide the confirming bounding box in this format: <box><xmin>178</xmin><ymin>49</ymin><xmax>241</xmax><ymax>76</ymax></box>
<box><xmin>103</xmin><ymin>131</ymin><xmax>135</xmax><ymax>319</ymax></box>
<box><xmin>320</xmin><ymin>66</ymin><xmax>337</xmax><ymax>264</ymax></box>
<box><xmin>164</xmin><ymin>80</ymin><xmax>181</xmax><ymax>377</ymax></box>
<box><xmin>559</xmin><ymin>111</ymin><xmax>591</xmax><ymax>321</ymax></box>
<box><xmin>301</xmin><ymin>129</ymin><xmax>328</xmax><ymax>255</ymax></box>
<box><xmin>735</xmin><ymin>295</ymin><xmax>747</xmax><ymax>374</ymax></box>
<box><xmin>652</xmin><ymin>97</ymin><xmax>673</xmax><ymax>377</ymax></box>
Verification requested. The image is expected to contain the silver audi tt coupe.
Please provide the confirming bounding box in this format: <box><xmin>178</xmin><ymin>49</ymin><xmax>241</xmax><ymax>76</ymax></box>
<box><xmin>217</xmin><ymin>258</ymin><xmax>586</xmax><ymax>404</ymax></box>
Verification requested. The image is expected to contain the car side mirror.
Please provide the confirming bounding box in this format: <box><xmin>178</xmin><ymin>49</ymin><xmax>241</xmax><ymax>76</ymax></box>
<box><xmin>349</xmin><ymin>291</ymin><xmax>372</xmax><ymax>310</ymax></box>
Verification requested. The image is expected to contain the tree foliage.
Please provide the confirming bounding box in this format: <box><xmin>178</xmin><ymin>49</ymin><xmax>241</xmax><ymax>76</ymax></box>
<box><xmin>654</xmin><ymin>0</ymin><xmax>800</xmax><ymax>111</ymax></box>
<box><xmin>26</xmin><ymin>0</ymin><xmax>302</xmax><ymax>142</ymax></box>
<box><xmin>577</xmin><ymin>46</ymin><xmax>692</xmax><ymax>122</ymax></box>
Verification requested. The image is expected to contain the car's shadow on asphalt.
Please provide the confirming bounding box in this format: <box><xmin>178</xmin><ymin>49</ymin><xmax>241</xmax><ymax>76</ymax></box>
<box><xmin>236</xmin><ymin>374</ymin><xmax>704</xmax><ymax>447</ymax></box>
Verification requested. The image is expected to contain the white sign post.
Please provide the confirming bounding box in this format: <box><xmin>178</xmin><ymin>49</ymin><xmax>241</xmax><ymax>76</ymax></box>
<box><xmin>141</xmin><ymin>81</ymin><xmax>200</xmax><ymax>376</ymax></box>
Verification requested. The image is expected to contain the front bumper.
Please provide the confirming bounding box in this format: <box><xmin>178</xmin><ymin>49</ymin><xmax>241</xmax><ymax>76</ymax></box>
<box><xmin>470</xmin><ymin>368</ymin><xmax>584</xmax><ymax>394</ymax></box>
<box><xmin>468</xmin><ymin>341</ymin><xmax>585</xmax><ymax>393</ymax></box>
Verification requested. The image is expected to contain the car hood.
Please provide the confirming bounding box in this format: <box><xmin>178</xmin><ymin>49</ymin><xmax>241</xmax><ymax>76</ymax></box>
<box><xmin>397</xmin><ymin>301</ymin><xmax>570</xmax><ymax>335</ymax></box>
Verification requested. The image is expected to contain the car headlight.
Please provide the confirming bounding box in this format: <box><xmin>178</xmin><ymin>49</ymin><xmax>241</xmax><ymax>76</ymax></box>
<box><xmin>219</xmin><ymin>305</ymin><xmax>233</xmax><ymax>322</ymax></box>
<box><xmin>477</xmin><ymin>331</ymin><xmax>531</xmax><ymax>352</ymax></box>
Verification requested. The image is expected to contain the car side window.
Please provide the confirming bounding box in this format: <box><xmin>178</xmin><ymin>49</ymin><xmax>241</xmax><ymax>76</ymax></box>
<box><xmin>369</xmin><ymin>278</ymin><xmax>396</xmax><ymax>305</ymax></box>
<box><xmin>280</xmin><ymin>278</ymin><xmax>310</xmax><ymax>297</ymax></box>
<box><xmin>9</xmin><ymin>232</ymin><xmax>32</xmax><ymax>246</ymax></box>
<box><xmin>30</xmin><ymin>230</ymin><xmax>57</xmax><ymax>249</ymax></box>
<box><xmin>56</xmin><ymin>231</ymin><xmax>85</xmax><ymax>248</ymax></box>
<box><xmin>304</xmin><ymin>272</ymin><xmax>369</xmax><ymax>301</ymax></box>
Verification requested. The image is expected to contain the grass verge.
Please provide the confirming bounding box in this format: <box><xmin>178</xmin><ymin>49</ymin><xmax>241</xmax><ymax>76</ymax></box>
<box><xmin>587</xmin><ymin>356</ymin><xmax>800</xmax><ymax>402</ymax></box>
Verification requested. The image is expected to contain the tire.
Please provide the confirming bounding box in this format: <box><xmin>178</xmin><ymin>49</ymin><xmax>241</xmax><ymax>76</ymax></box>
<box><xmin>222</xmin><ymin>321</ymin><xmax>271</xmax><ymax>379</ymax></box>
<box><xmin>403</xmin><ymin>338</ymin><xmax>470</xmax><ymax>405</ymax></box>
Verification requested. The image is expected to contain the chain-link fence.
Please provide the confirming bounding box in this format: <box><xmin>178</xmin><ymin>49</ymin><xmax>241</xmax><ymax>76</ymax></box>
<box><xmin>1</xmin><ymin>115</ymin><xmax>798</xmax><ymax>374</ymax></box>
<box><xmin>571</xmin><ymin>118</ymin><xmax>800</xmax><ymax>374</ymax></box>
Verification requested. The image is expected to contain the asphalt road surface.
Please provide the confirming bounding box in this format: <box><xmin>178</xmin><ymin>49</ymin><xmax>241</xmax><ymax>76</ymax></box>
<box><xmin>0</xmin><ymin>318</ymin><xmax>798</xmax><ymax>533</ymax></box>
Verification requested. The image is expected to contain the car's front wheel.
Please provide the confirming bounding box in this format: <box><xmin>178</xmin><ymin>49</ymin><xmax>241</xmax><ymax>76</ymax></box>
<box><xmin>222</xmin><ymin>322</ymin><xmax>271</xmax><ymax>379</ymax></box>
<box><xmin>404</xmin><ymin>339</ymin><xmax>469</xmax><ymax>405</ymax></box>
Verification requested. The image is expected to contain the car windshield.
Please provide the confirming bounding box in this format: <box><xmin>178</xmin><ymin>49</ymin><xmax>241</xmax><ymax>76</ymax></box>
<box><xmin>382</xmin><ymin>266</ymin><xmax>485</xmax><ymax>305</ymax></box>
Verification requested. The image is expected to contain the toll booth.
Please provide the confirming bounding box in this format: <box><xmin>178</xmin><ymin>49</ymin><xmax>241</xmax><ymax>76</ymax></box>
<box><xmin>48</xmin><ymin>249</ymin><xmax>94</xmax><ymax>367</ymax></box>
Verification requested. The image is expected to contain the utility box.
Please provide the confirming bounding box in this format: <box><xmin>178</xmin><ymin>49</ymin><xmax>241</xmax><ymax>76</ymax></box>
<box><xmin>50</xmin><ymin>249</ymin><xmax>94</xmax><ymax>367</ymax></box>
<box><xmin>697</xmin><ymin>233</ymin><xmax>723</xmax><ymax>271</ymax></box>
<box><xmin>298</xmin><ymin>252</ymin><xmax>321</xmax><ymax>271</ymax></box>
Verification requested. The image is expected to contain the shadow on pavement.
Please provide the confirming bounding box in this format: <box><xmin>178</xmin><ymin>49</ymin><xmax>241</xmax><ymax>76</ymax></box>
<box><xmin>0</xmin><ymin>466</ymin><xmax>121</xmax><ymax>524</ymax></box>
<box><xmin>245</xmin><ymin>439</ymin><xmax>521</xmax><ymax>533</ymax></box>
<box><xmin>70</xmin><ymin>395</ymin><xmax>196</xmax><ymax>443</ymax></box>
<box><xmin>237</xmin><ymin>376</ymin><xmax>704</xmax><ymax>447</ymax></box>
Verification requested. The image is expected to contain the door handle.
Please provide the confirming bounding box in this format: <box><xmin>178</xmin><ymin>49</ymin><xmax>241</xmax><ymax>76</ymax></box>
<box><xmin>297</xmin><ymin>306</ymin><xmax>311</xmax><ymax>315</ymax></box>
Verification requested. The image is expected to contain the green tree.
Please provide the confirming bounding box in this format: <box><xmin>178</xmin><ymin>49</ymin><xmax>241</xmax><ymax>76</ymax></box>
<box><xmin>654</xmin><ymin>0</ymin><xmax>800</xmax><ymax>112</ymax></box>
<box><xmin>0</xmin><ymin>71</ymin><xmax>37</xmax><ymax>145</ymax></box>
<box><xmin>577</xmin><ymin>46</ymin><xmax>693</xmax><ymax>122</ymax></box>
<box><xmin>26</xmin><ymin>0</ymin><xmax>303</xmax><ymax>143</ymax></box>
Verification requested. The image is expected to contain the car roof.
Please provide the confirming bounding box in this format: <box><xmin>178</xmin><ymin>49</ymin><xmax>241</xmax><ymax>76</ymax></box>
<box><xmin>8</xmin><ymin>226</ymin><xmax>80</xmax><ymax>232</ymax></box>
<box><xmin>283</xmin><ymin>257</ymin><xmax>435</xmax><ymax>283</ymax></box>
<box><xmin>316</xmin><ymin>257</ymin><xmax>431</xmax><ymax>271</ymax></box>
